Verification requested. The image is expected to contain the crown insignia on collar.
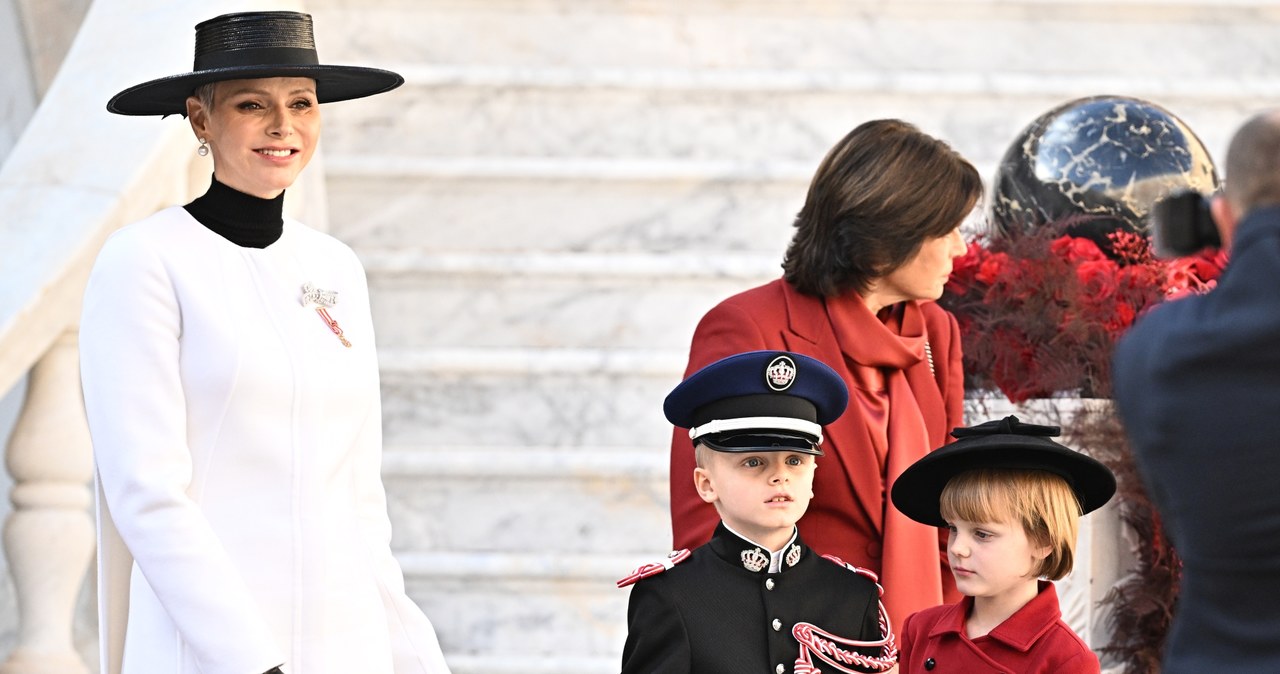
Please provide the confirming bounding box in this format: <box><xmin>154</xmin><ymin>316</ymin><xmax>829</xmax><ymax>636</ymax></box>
<box><xmin>765</xmin><ymin>355</ymin><xmax>797</xmax><ymax>391</ymax></box>
<box><xmin>741</xmin><ymin>547</ymin><xmax>769</xmax><ymax>572</ymax></box>
<box><xmin>785</xmin><ymin>544</ymin><xmax>801</xmax><ymax>568</ymax></box>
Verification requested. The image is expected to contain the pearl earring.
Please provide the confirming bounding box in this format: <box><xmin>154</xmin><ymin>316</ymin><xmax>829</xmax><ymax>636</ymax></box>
<box><xmin>197</xmin><ymin>138</ymin><xmax>209</xmax><ymax>157</ymax></box>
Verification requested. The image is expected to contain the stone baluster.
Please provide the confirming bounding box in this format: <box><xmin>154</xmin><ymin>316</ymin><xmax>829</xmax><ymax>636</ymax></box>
<box><xmin>1</xmin><ymin>331</ymin><xmax>92</xmax><ymax>673</ymax></box>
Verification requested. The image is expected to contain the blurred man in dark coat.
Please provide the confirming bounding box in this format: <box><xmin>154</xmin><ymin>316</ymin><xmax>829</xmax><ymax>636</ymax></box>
<box><xmin>1113</xmin><ymin>109</ymin><xmax>1280</xmax><ymax>674</ymax></box>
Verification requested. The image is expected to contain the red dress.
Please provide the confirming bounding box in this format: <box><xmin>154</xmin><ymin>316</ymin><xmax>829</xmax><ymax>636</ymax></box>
<box><xmin>898</xmin><ymin>582</ymin><xmax>1101</xmax><ymax>673</ymax></box>
<box><xmin>669</xmin><ymin>278</ymin><xmax>965</xmax><ymax>629</ymax></box>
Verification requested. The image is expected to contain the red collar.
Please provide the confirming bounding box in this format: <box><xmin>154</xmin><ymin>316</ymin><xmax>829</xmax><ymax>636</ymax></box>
<box><xmin>929</xmin><ymin>581</ymin><xmax>1063</xmax><ymax>653</ymax></box>
<box><xmin>779</xmin><ymin>279</ymin><xmax>827</xmax><ymax>345</ymax></box>
<box><xmin>779</xmin><ymin>279</ymin><xmax>924</xmax><ymax>368</ymax></box>
<box><xmin>826</xmin><ymin>291</ymin><xmax>924</xmax><ymax>369</ymax></box>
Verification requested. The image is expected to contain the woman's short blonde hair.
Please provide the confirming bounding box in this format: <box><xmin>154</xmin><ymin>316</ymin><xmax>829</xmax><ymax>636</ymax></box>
<box><xmin>192</xmin><ymin>82</ymin><xmax>217</xmax><ymax>112</ymax></box>
<box><xmin>939</xmin><ymin>468</ymin><xmax>1081</xmax><ymax>580</ymax></box>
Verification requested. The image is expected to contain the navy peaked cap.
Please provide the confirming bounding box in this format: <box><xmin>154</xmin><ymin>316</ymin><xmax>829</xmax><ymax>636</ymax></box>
<box><xmin>664</xmin><ymin>351</ymin><xmax>849</xmax><ymax>455</ymax></box>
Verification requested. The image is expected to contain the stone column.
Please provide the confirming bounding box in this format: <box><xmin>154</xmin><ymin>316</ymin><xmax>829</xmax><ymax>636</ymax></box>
<box><xmin>1</xmin><ymin>331</ymin><xmax>92</xmax><ymax>673</ymax></box>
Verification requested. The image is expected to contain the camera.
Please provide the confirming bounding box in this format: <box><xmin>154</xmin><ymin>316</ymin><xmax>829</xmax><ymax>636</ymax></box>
<box><xmin>1149</xmin><ymin>190</ymin><xmax>1221</xmax><ymax>259</ymax></box>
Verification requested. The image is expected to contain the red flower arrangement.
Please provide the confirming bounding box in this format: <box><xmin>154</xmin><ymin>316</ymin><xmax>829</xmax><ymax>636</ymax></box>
<box><xmin>940</xmin><ymin>218</ymin><xmax>1227</xmax><ymax>403</ymax></box>
<box><xmin>940</xmin><ymin>216</ymin><xmax>1228</xmax><ymax>673</ymax></box>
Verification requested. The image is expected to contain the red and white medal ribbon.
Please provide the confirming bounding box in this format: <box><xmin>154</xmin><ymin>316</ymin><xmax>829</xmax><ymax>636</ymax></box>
<box><xmin>301</xmin><ymin>283</ymin><xmax>351</xmax><ymax>348</ymax></box>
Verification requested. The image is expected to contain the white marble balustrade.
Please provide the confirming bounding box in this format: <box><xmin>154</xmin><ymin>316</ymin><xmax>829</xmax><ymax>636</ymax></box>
<box><xmin>0</xmin><ymin>332</ymin><xmax>92</xmax><ymax>674</ymax></box>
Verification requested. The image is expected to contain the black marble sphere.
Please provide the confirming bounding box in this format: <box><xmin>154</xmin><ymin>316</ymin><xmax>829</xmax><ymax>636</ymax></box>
<box><xmin>991</xmin><ymin>96</ymin><xmax>1219</xmax><ymax>247</ymax></box>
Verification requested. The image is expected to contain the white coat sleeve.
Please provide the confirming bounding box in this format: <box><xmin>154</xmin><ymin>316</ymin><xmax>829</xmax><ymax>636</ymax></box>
<box><xmin>80</xmin><ymin>231</ymin><xmax>285</xmax><ymax>674</ymax></box>
<box><xmin>344</xmin><ymin>250</ymin><xmax>452</xmax><ymax>674</ymax></box>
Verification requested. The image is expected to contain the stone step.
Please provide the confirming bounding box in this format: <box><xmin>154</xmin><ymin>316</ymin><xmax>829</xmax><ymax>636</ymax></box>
<box><xmin>325</xmin><ymin>156</ymin><xmax>997</xmax><ymax>256</ymax></box>
<box><xmin>399</xmin><ymin>550</ymin><xmax>641</xmax><ymax>664</ymax></box>
<box><xmin>321</xmin><ymin>89</ymin><xmax>1260</xmax><ymax>257</ymax></box>
<box><xmin>379</xmin><ymin>347</ymin><xmax>686</xmax><ymax>449</ymax></box>
<box><xmin>364</xmin><ymin>251</ymin><xmax>775</xmax><ymax>349</ymax></box>
<box><xmin>382</xmin><ymin>447</ymin><xmax>670</xmax><ymax>554</ymax></box>
<box><xmin>325</xmin><ymin>159</ymin><xmax>806</xmax><ymax>255</ymax></box>
<box><xmin>308</xmin><ymin>0</ymin><xmax>1280</xmax><ymax>77</ymax></box>
<box><xmin>320</xmin><ymin>65</ymin><xmax>1264</xmax><ymax>164</ymax></box>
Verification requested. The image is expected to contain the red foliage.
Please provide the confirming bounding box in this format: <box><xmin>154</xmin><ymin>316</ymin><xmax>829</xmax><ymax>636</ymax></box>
<box><xmin>940</xmin><ymin>223</ymin><xmax>1227</xmax><ymax>403</ymax></box>
<box><xmin>942</xmin><ymin>219</ymin><xmax>1226</xmax><ymax>674</ymax></box>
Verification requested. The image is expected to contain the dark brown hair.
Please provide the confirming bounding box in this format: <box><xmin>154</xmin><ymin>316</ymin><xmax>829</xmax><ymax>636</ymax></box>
<box><xmin>783</xmin><ymin>119</ymin><xmax>982</xmax><ymax>297</ymax></box>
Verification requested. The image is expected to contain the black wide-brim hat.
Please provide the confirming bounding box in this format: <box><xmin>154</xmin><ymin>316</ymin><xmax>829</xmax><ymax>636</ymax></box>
<box><xmin>107</xmin><ymin>11</ymin><xmax>403</xmax><ymax>116</ymax></box>
<box><xmin>891</xmin><ymin>415</ymin><xmax>1116</xmax><ymax>527</ymax></box>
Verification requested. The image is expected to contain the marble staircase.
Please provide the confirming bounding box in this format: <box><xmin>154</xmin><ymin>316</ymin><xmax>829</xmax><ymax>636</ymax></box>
<box><xmin>303</xmin><ymin>1</ymin><xmax>1280</xmax><ymax>671</ymax></box>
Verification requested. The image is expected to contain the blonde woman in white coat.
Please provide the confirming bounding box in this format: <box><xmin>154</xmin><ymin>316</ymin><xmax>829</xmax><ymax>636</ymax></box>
<box><xmin>80</xmin><ymin>12</ymin><xmax>451</xmax><ymax>674</ymax></box>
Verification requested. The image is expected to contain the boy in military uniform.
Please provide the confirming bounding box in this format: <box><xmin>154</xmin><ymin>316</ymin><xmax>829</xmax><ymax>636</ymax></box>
<box><xmin>619</xmin><ymin>350</ymin><xmax>898</xmax><ymax>673</ymax></box>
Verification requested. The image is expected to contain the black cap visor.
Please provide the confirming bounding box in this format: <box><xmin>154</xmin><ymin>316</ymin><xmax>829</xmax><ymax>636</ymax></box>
<box><xmin>698</xmin><ymin>431</ymin><xmax>823</xmax><ymax>456</ymax></box>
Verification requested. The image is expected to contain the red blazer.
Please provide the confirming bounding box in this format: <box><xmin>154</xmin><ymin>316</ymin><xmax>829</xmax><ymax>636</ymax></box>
<box><xmin>898</xmin><ymin>582</ymin><xmax>1100</xmax><ymax>674</ymax></box>
<box><xmin>670</xmin><ymin>278</ymin><xmax>965</xmax><ymax>626</ymax></box>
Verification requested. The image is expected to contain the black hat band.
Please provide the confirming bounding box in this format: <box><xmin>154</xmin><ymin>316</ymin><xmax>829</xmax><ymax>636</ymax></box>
<box><xmin>195</xmin><ymin>47</ymin><xmax>320</xmax><ymax>71</ymax></box>
<box><xmin>692</xmin><ymin>394</ymin><xmax>817</xmax><ymax>429</ymax></box>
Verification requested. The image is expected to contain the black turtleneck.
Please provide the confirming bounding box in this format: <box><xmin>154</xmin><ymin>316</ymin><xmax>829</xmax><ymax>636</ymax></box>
<box><xmin>184</xmin><ymin>175</ymin><xmax>284</xmax><ymax>248</ymax></box>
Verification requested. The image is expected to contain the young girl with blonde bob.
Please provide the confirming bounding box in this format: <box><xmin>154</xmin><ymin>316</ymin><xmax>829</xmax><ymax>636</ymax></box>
<box><xmin>890</xmin><ymin>416</ymin><xmax>1116</xmax><ymax>674</ymax></box>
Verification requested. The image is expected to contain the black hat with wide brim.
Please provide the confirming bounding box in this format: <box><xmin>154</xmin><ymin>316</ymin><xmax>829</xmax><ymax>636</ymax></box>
<box><xmin>891</xmin><ymin>415</ymin><xmax>1116</xmax><ymax>527</ymax></box>
<box><xmin>107</xmin><ymin>11</ymin><xmax>404</xmax><ymax>116</ymax></box>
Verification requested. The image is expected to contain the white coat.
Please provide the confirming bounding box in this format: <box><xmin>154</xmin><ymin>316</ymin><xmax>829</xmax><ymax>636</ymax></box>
<box><xmin>79</xmin><ymin>207</ymin><xmax>452</xmax><ymax>674</ymax></box>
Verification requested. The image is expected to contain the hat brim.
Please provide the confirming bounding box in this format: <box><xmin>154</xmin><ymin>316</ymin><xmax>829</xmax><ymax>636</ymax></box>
<box><xmin>698</xmin><ymin>431</ymin><xmax>824</xmax><ymax>457</ymax></box>
<box><xmin>107</xmin><ymin>65</ymin><xmax>404</xmax><ymax>116</ymax></box>
<box><xmin>890</xmin><ymin>434</ymin><xmax>1116</xmax><ymax>528</ymax></box>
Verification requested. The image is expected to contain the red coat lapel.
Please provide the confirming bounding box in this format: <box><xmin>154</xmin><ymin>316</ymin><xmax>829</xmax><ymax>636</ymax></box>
<box><xmin>778</xmin><ymin>283</ymin><xmax>887</xmax><ymax>540</ymax></box>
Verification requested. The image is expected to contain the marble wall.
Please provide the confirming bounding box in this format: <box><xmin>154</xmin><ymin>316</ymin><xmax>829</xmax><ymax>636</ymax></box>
<box><xmin>0</xmin><ymin>0</ymin><xmax>35</xmax><ymax>163</ymax></box>
<box><xmin>13</xmin><ymin>0</ymin><xmax>90</xmax><ymax>97</ymax></box>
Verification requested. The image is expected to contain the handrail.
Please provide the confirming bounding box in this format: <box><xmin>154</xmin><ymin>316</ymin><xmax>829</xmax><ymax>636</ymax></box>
<box><xmin>0</xmin><ymin>0</ymin><xmax>304</xmax><ymax>397</ymax></box>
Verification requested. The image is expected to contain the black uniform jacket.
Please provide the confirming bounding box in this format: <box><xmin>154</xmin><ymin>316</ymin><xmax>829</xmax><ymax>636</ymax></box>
<box><xmin>621</xmin><ymin>523</ymin><xmax>883</xmax><ymax>673</ymax></box>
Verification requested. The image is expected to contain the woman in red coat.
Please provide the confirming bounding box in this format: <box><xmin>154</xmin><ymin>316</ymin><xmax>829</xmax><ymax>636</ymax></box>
<box><xmin>670</xmin><ymin>119</ymin><xmax>983</xmax><ymax>630</ymax></box>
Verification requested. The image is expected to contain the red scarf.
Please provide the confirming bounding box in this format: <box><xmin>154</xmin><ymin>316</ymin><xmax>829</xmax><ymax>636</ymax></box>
<box><xmin>827</xmin><ymin>295</ymin><xmax>947</xmax><ymax>630</ymax></box>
